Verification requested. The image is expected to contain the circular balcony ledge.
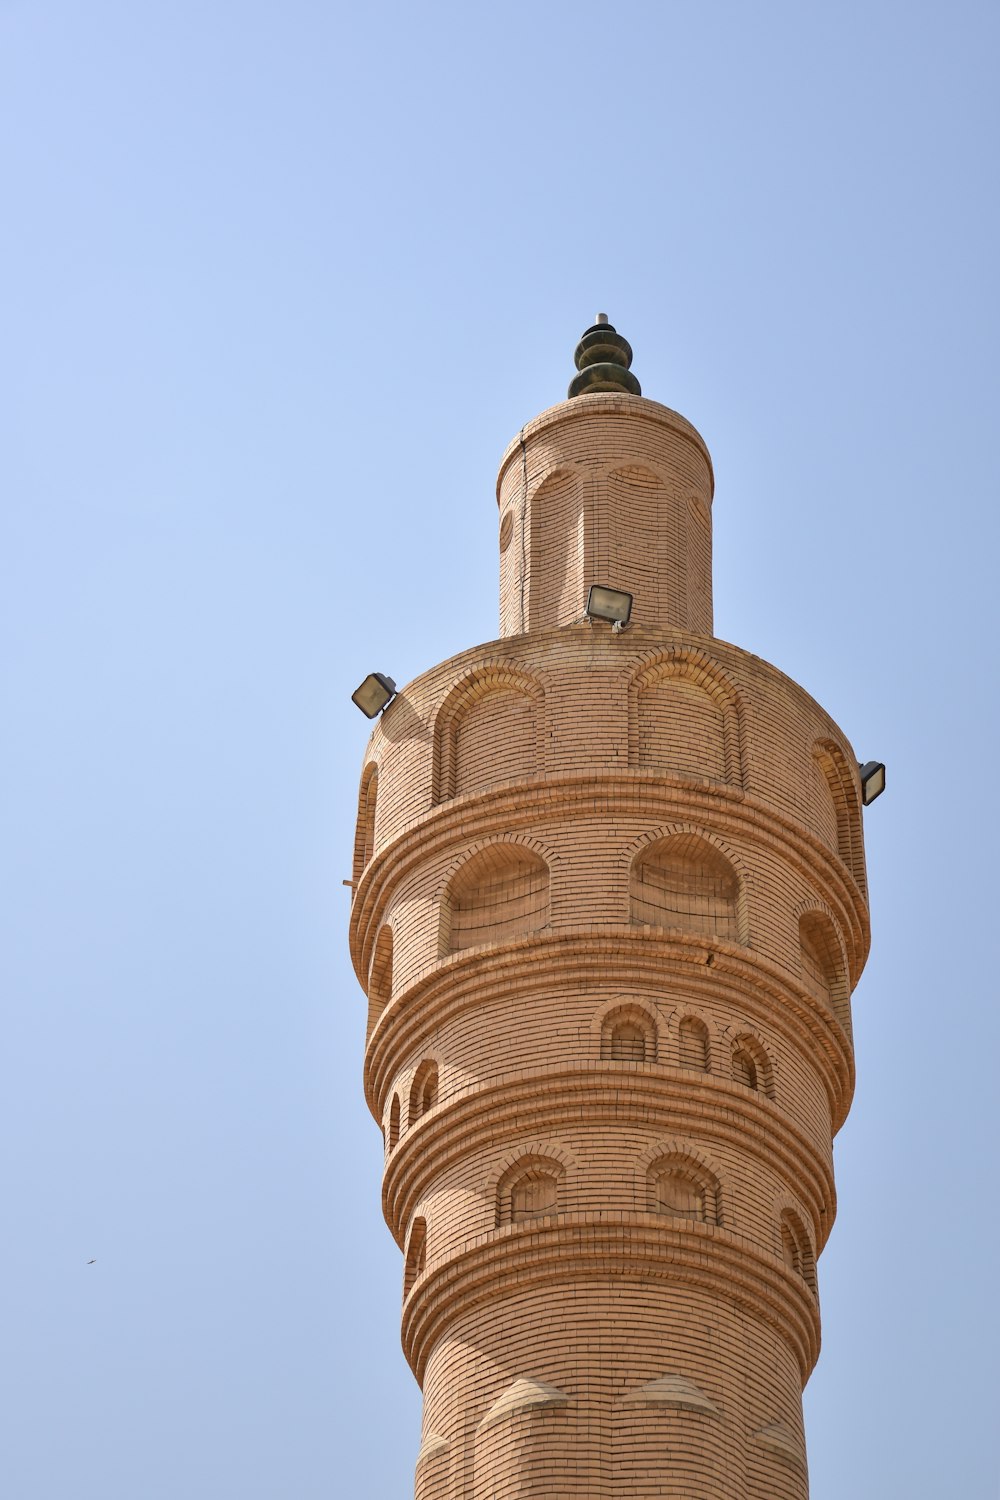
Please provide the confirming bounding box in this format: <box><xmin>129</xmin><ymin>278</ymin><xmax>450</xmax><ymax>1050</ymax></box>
<box><xmin>364</xmin><ymin>928</ymin><xmax>855</xmax><ymax>1134</ymax></box>
<box><xmin>400</xmin><ymin>1214</ymin><xmax>820</xmax><ymax>1386</ymax></box>
<box><xmin>379</xmin><ymin>1063</ymin><xmax>836</xmax><ymax>1255</ymax></box>
<box><xmin>350</xmin><ymin>769</ymin><xmax>869</xmax><ymax>991</ymax></box>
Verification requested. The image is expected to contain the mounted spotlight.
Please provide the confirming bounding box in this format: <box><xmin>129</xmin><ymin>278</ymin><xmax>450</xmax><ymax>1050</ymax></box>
<box><xmin>859</xmin><ymin>760</ymin><xmax>886</xmax><ymax>806</ymax></box>
<box><xmin>586</xmin><ymin>584</ymin><xmax>633</xmax><ymax>631</ymax></box>
<box><xmin>352</xmin><ymin>673</ymin><xmax>397</xmax><ymax>719</ymax></box>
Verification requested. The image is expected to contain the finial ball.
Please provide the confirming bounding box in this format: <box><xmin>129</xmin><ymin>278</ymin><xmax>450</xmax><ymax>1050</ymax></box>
<box><xmin>568</xmin><ymin>315</ymin><xmax>641</xmax><ymax>398</ymax></box>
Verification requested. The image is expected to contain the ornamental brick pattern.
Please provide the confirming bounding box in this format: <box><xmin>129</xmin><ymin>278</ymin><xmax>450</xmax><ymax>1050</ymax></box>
<box><xmin>350</xmin><ymin>371</ymin><xmax>870</xmax><ymax>1499</ymax></box>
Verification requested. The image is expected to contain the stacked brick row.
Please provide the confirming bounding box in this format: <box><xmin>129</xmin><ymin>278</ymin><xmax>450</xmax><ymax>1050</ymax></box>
<box><xmin>350</xmin><ymin>393</ymin><xmax>870</xmax><ymax>1499</ymax></box>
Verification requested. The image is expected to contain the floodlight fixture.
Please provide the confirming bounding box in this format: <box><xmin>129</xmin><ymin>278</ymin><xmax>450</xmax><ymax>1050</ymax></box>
<box><xmin>859</xmin><ymin>760</ymin><xmax>886</xmax><ymax>806</ymax></box>
<box><xmin>586</xmin><ymin>584</ymin><xmax>633</xmax><ymax>631</ymax></box>
<box><xmin>352</xmin><ymin>672</ymin><xmax>397</xmax><ymax>718</ymax></box>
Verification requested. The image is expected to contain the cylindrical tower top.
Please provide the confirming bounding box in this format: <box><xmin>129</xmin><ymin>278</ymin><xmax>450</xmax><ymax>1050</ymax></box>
<box><xmin>496</xmin><ymin>321</ymin><xmax>715</xmax><ymax>638</ymax></box>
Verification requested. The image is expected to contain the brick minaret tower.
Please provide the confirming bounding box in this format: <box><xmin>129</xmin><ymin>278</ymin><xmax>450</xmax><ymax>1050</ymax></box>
<box><xmin>350</xmin><ymin>319</ymin><xmax>871</xmax><ymax>1499</ymax></box>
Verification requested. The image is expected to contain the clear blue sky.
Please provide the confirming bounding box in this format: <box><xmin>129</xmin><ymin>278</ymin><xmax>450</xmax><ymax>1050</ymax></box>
<box><xmin>3</xmin><ymin>3</ymin><xmax>997</xmax><ymax>1496</ymax></box>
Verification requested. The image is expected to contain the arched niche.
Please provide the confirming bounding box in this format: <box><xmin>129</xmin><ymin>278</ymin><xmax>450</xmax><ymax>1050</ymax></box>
<box><xmin>813</xmin><ymin>739</ymin><xmax>866</xmax><ymax>892</ymax></box>
<box><xmin>799</xmin><ymin>910</ymin><xmax>851</xmax><ymax>1034</ymax></box>
<box><xmin>404</xmin><ymin>1217</ymin><xmax>427</xmax><ymax>1298</ymax></box>
<box><xmin>678</xmin><ymin>1015</ymin><xmax>711</xmax><ymax>1072</ymax></box>
<box><xmin>600</xmin><ymin>1003</ymin><xmax>657</xmax><ymax>1064</ymax></box>
<box><xmin>630</xmin><ymin>832</ymin><xmax>744</xmax><ymax>943</ymax></box>
<box><xmin>432</xmin><ymin>666</ymin><xmax>544</xmax><ymax>804</ymax></box>
<box><xmin>628</xmin><ymin>650</ymin><xmax>744</xmax><ymax>788</ymax></box>
<box><xmin>441</xmin><ymin>842</ymin><xmax>550</xmax><ymax>954</ymax></box>
<box><xmin>496</xmin><ymin>1154</ymin><xmax>565</xmax><ymax>1228</ymax></box>
<box><xmin>366</xmin><ymin>924</ymin><xmax>393</xmax><ymax>1041</ymax></box>
<box><xmin>409</xmin><ymin>1059</ymin><xmax>439</xmax><ymax>1124</ymax></box>
<box><xmin>685</xmin><ymin>490</ymin><xmax>714</xmax><ymax>633</ymax></box>
<box><xmin>646</xmin><ymin>1152</ymin><xmax>721</xmax><ymax>1226</ymax></box>
<box><xmin>526</xmin><ymin>468</ymin><xmax>584</xmax><ymax>631</ymax></box>
<box><xmin>779</xmin><ymin>1208</ymin><xmax>816</xmax><ymax>1293</ymax></box>
<box><xmin>730</xmin><ymin>1033</ymin><xmax>775</xmax><ymax>1100</ymax></box>
<box><xmin>387</xmin><ymin>1094</ymin><xmax>400</xmax><ymax>1152</ymax></box>
<box><xmin>352</xmin><ymin>762</ymin><xmax>378</xmax><ymax>884</ymax></box>
<box><xmin>604</xmin><ymin>465</ymin><xmax>676</xmax><ymax>631</ymax></box>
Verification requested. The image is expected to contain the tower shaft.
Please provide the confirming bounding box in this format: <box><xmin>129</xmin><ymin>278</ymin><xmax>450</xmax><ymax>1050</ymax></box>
<box><xmin>498</xmin><ymin>397</ymin><xmax>714</xmax><ymax>638</ymax></box>
<box><xmin>351</xmin><ymin>352</ymin><xmax>869</xmax><ymax>1500</ymax></box>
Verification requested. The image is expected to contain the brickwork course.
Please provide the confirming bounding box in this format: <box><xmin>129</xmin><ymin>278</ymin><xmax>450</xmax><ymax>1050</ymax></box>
<box><xmin>349</xmin><ymin>318</ymin><xmax>872</xmax><ymax>1499</ymax></box>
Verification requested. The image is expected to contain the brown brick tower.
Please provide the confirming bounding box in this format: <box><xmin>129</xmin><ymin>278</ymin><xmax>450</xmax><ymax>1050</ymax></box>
<box><xmin>350</xmin><ymin>319</ymin><xmax>871</xmax><ymax>1499</ymax></box>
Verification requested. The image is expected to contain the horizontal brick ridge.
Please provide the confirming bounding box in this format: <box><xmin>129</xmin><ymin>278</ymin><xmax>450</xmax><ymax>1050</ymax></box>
<box><xmin>349</xmin><ymin>771</ymin><xmax>869</xmax><ymax>991</ymax></box>
<box><xmin>400</xmin><ymin>1217</ymin><xmax>822</xmax><ymax>1384</ymax></box>
<box><xmin>380</xmin><ymin>1065</ymin><xmax>835</xmax><ymax>1253</ymax></box>
<box><xmin>363</xmin><ymin>931</ymin><xmax>855</xmax><ymax>1134</ymax></box>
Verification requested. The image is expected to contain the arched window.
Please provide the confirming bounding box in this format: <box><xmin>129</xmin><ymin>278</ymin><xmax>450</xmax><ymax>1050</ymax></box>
<box><xmin>631</xmin><ymin>833</ymin><xmax>741</xmax><ymax>941</ymax></box>
<box><xmin>366</xmin><ymin>925</ymin><xmax>393</xmax><ymax>1041</ymax></box>
<box><xmin>442</xmin><ymin>844</ymin><xmax>549</xmax><ymax>953</ymax></box>
<box><xmin>388</xmin><ymin>1095</ymin><xmax>400</xmax><ymax>1151</ymax></box>
<box><xmin>404</xmin><ymin>1217</ymin><xmax>427</xmax><ymax>1297</ymax></box>
<box><xmin>799</xmin><ymin>912</ymin><xmax>850</xmax><ymax>1032</ymax></box>
<box><xmin>497</xmin><ymin>1155</ymin><xmax>564</xmax><ymax>1227</ymax></box>
<box><xmin>679</xmin><ymin>1016</ymin><xmax>711</xmax><ymax>1072</ymax></box>
<box><xmin>779</xmin><ymin>1210</ymin><xmax>816</xmax><ymax>1292</ymax></box>
<box><xmin>600</xmin><ymin>1005</ymin><xmax>656</xmax><ymax>1063</ymax></box>
<box><xmin>647</xmin><ymin>1154</ymin><xmax>720</xmax><ymax>1225</ymax></box>
<box><xmin>352</xmin><ymin>762</ymin><xmax>378</xmax><ymax>883</ymax></box>
<box><xmin>731</xmin><ymin>1034</ymin><xmax>774</xmax><ymax>1099</ymax></box>
<box><xmin>409</xmin><ymin>1060</ymin><xmax>438</xmax><ymax>1123</ymax></box>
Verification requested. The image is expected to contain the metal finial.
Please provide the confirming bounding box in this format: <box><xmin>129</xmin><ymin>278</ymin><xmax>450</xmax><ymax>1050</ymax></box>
<box><xmin>568</xmin><ymin>316</ymin><xmax>641</xmax><ymax>399</ymax></box>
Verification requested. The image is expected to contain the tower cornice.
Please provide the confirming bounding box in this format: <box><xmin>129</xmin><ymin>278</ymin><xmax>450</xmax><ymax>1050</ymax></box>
<box><xmin>496</xmin><ymin>392</ymin><xmax>716</xmax><ymax>504</ymax></box>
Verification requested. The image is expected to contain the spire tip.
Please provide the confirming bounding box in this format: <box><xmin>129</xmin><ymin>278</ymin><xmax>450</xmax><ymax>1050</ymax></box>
<box><xmin>568</xmin><ymin>316</ymin><xmax>641</xmax><ymax>399</ymax></box>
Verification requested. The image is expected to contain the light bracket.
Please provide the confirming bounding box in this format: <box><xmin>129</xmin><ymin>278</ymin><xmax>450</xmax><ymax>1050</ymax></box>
<box><xmin>586</xmin><ymin>584</ymin><xmax>633</xmax><ymax>628</ymax></box>
<box><xmin>859</xmin><ymin>760</ymin><xmax>886</xmax><ymax>806</ymax></box>
<box><xmin>352</xmin><ymin>673</ymin><xmax>398</xmax><ymax>718</ymax></box>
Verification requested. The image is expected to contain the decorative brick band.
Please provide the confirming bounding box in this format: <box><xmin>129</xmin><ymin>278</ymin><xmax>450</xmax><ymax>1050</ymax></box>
<box><xmin>400</xmin><ymin>1216</ymin><xmax>821</xmax><ymax>1384</ymax></box>
<box><xmin>380</xmin><ymin>1064</ymin><xmax>836</xmax><ymax>1252</ymax></box>
<box><xmin>364</xmin><ymin>930</ymin><xmax>855</xmax><ymax>1133</ymax></box>
<box><xmin>494</xmin><ymin>394</ymin><xmax>716</xmax><ymax>503</ymax></box>
<box><xmin>350</xmin><ymin>770</ymin><xmax>869</xmax><ymax>988</ymax></box>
